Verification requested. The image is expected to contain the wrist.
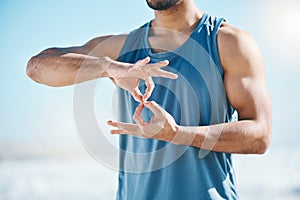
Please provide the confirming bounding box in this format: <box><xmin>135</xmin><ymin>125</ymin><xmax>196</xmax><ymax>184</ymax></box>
<box><xmin>103</xmin><ymin>57</ymin><xmax>131</xmax><ymax>78</ymax></box>
<box><xmin>101</xmin><ymin>56</ymin><xmax>113</xmax><ymax>78</ymax></box>
<box><xmin>170</xmin><ymin>126</ymin><xmax>203</xmax><ymax>147</ymax></box>
<box><xmin>167</xmin><ymin>124</ymin><xmax>182</xmax><ymax>145</ymax></box>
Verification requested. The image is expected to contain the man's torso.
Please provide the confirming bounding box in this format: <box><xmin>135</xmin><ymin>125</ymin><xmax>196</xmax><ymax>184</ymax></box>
<box><xmin>116</xmin><ymin>13</ymin><xmax>239</xmax><ymax>200</ymax></box>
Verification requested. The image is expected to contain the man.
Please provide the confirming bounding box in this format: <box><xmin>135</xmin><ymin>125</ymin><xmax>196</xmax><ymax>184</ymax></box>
<box><xmin>27</xmin><ymin>0</ymin><xmax>272</xmax><ymax>199</ymax></box>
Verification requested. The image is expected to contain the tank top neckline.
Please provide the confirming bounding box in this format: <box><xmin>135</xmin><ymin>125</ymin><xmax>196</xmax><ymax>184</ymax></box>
<box><xmin>142</xmin><ymin>13</ymin><xmax>209</xmax><ymax>60</ymax></box>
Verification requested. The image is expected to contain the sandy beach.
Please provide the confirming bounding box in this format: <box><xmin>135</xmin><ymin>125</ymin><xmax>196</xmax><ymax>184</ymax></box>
<box><xmin>1</xmin><ymin>147</ymin><xmax>299</xmax><ymax>200</ymax></box>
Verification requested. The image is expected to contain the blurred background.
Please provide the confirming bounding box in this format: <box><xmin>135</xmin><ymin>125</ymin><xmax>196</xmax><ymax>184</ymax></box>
<box><xmin>1</xmin><ymin>0</ymin><xmax>300</xmax><ymax>199</ymax></box>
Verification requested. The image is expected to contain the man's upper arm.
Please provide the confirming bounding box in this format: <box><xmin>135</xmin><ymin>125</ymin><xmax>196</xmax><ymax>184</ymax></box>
<box><xmin>217</xmin><ymin>23</ymin><xmax>272</xmax><ymax>136</ymax></box>
<box><xmin>81</xmin><ymin>34</ymin><xmax>128</xmax><ymax>60</ymax></box>
<box><xmin>40</xmin><ymin>34</ymin><xmax>128</xmax><ymax>60</ymax></box>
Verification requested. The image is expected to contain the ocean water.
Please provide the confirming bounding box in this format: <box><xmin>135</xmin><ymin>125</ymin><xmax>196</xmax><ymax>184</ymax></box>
<box><xmin>0</xmin><ymin>157</ymin><xmax>118</xmax><ymax>200</ymax></box>
<box><xmin>234</xmin><ymin>148</ymin><xmax>300</xmax><ymax>200</ymax></box>
<box><xmin>0</xmin><ymin>148</ymin><xmax>299</xmax><ymax>200</ymax></box>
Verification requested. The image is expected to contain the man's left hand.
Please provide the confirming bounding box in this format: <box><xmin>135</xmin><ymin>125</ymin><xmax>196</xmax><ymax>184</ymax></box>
<box><xmin>107</xmin><ymin>101</ymin><xmax>179</xmax><ymax>142</ymax></box>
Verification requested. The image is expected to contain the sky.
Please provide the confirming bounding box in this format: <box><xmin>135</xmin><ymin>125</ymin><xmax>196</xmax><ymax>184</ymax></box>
<box><xmin>1</xmin><ymin>0</ymin><xmax>300</xmax><ymax>153</ymax></box>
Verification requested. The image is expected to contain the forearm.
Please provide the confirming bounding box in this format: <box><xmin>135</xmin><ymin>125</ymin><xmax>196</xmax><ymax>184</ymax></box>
<box><xmin>26</xmin><ymin>51</ymin><xmax>114</xmax><ymax>87</ymax></box>
<box><xmin>172</xmin><ymin>120</ymin><xmax>271</xmax><ymax>154</ymax></box>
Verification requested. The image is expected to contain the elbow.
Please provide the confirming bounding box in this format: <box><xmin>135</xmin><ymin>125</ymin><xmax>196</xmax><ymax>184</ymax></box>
<box><xmin>26</xmin><ymin>47</ymin><xmax>61</xmax><ymax>84</ymax></box>
<box><xmin>26</xmin><ymin>56</ymin><xmax>72</xmax><ymax>87</ymax></box>
<box><xmin>254</xmin><ymin>127</ymin><xmax>272</xmax><ymax>155</ymax></box>
<box><xmin>26</xmin><ymin>56</ymin><xmax>40</xmax><ymax>82</ymax></box>
<box><xmin>255</xmin><ymin>137</ymin><xmax>270</xmax><ymax>154</ymax></box>
<box><xmin>240</xmin><ymin>121</ymin><xmax>272</xmax><ymax>155</ymax></box>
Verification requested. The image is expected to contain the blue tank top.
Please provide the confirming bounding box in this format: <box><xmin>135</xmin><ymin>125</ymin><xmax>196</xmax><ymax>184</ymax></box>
<box><xmin>116</xmin><ymin>13</ymin><xmax>239</xmax><ymax>200</ymax></box>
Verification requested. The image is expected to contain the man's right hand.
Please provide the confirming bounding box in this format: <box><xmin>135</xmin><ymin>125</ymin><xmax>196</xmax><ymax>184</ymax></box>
<box><xmin>106</xmin><ymin>57</ymin><xmax>178</xmax><ymax>102</ymax></box>
<box><xmin>26</xmin><ymin>35</ymin><xmax>177</xmax><ymax>100</ymax></box>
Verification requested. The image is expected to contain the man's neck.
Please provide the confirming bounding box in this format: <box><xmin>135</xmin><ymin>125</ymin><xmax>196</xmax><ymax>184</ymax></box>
<box><xmin>152</xmin><ymin>0</ymin><xmax>203</xmax><ymax>33</ymax></box>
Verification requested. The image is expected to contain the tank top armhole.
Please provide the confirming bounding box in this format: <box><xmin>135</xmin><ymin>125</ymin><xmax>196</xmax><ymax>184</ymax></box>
<box><xmin>117</xmin><ymin>23</ymin><xmax>149</xmax><ymax>61</ymax></box>
<box><xmin>117</xmin><ymin>29</ymin><xmax>138</xmax><ymax>61</ymax></box>
<box><xmin>212</xmin><ymin>17</ymin><xmax>226</xmax><ymax>77</ymax></box>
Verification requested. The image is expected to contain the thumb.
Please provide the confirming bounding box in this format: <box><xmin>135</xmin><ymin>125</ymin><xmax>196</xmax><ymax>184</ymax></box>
<box><xmin>144</xmin><ymin>101</ymin><xmax>165</xmax><ymax>116</ymax></box>
<box><xmin>135</xmin><ymin>57</ymin><xmax>150</xmax><ymax>67</ymax></box>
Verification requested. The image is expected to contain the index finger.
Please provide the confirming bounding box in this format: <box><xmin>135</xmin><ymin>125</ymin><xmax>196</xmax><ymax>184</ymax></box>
<box><xmin>131</xmin><ymin>87</ymin><xmax>143</xmax><ymax>103</ymax></box>
<box><xmin>143</xmin><ymin>77</ymin><xmax>155</xmax><ymax>102</ymax></box>
<box><xmin>155</xmin><ymin>69</ymin><xmax>178</xmax><ymax>79</ymax></box>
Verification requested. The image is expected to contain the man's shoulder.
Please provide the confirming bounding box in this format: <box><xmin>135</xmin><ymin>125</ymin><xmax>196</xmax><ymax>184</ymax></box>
<box><xmin>217</xmin><ymin>22</ymin><xmax>262</xmax><ymax>71</ymax></box>
<box><xmin>87</xmin><ymin>21</ymin><xmax>149</xmax><ymax>59</ymax></box>
<box><xmin>218</xmin><ymin>22</ymin><xmax>254</xmax><ymax>50</ymax></box>
<box><xmin>86</xmin><ymin>34</ymin><xmax>128</xmax><ymax>49</ymax></box>
<box><xmin>84</xmin><ymin>34</ymin><xmax>128</xmax><ymax>60</ymax></box>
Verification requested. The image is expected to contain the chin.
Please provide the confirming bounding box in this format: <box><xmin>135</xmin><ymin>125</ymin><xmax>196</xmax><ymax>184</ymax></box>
<box><xmin>146</xmin><ymin>0</ymin><xmax>182</xmax><ymax>11</ymax></box>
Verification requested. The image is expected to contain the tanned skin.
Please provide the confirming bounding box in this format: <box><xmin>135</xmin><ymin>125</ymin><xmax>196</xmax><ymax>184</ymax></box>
<box><xmin>27</xmin><ymin>0</ymin><xmax>272</xmax><ymax>154</ymax></box>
